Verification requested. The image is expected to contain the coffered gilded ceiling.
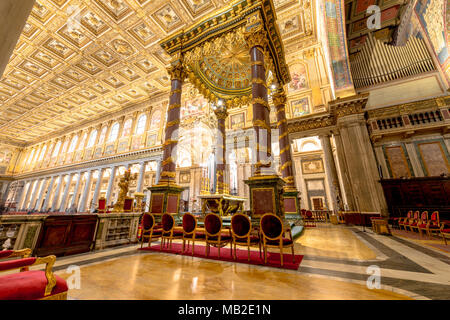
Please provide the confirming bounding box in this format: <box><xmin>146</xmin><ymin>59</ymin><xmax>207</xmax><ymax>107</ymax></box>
<box><xmin>0</xmin><ymin>0</ymin><xmax>315</xmax><ymax>146</ymax></box>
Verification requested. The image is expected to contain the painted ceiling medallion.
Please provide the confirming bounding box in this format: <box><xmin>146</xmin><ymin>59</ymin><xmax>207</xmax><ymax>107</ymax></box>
<box><xmin>110</xmin><ymin>39</ymin><xmax>135</xmax><ymax>56</ymax></box>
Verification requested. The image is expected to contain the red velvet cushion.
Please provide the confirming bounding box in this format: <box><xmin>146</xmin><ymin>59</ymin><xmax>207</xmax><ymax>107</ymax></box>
<box><xmin>306</xmin><ymin>211</ymin><xmax>313</xmax><ymax>218</ymax></box>
<box><xmin>183</xmin><ymin>214</ymin><xmax>196</xmax><ymax>233</ymax></box>
<box><xmin>410</xmin><ymin>222</ymin><xmax>418</xmax><ymax>226</ymax></box>
<box><xmin>163</xmin><ymin>230</ymin><xmax>183</xmax><ymax>236</ymax></box>
<box><xmin>184</xmin><ymin>232</ymin><xmax>206</xmax><ymax>239</ymax></box>
<box><xmin>0</xmin><ymin>270</ymin><xmax>68</xmax><ymax>300</ymax></box>
<box><xmin>261</xmin><ymin>215</ymin><xmax>282</xmax><ymax>239</ymax></box>
<box><xmin>0</xmin><ymin>257</ymin><xmax>36</xmax><ymax>272</ymax></box>
<box><xmin>142</xmin><ymin>214</ymin><xmax>154</xmax><ymax>230</ymax></box>
<box><xmin>442</xmin><ymin>229</ymin><xmax>450</xmax><ymax>233</ymax></box>
<box><xmin>205</xmin><ymin>214</ymin><xmax>222</xmax><ymax>235</ymax></box>
<box><xmin>162</xmin><ymin>214</ymin><xmax>174</xmax><ymax>232</ymax></box>
<box><xmin>0</xmin><ymin>250</ymin><xmax>13</xmax><ymax>259</ymax></box>
<box><xmin>418</xmin><ymin>224</ymin><xmax>428</xmax><ymax>228</ymax></box>
<box><xmin>265</xmin><ymin>238</ymin><xmax>293</xmax><ymax>246</ymax></box>
<box><xmin>232</xmin><ymin>215</ymin><xmax>250</xmax><ymax>237</ymax></box>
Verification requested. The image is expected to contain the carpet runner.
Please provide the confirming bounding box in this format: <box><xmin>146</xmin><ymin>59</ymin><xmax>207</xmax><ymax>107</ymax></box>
<box><xmin>139</xmin><ymin>242</ymin><xmax>303</xmax><ymax>270</ymax></box>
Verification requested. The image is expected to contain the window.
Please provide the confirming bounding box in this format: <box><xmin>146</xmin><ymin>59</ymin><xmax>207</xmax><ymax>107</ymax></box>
<box><xmin>61</xmin><ymin>139</ymin><xmax>69</xmax><ymax>153</ymax></box>
<box><xmin>52</xmin><ymin>141</ymin><xmax>61</xmax><ymax>157</ymax></box>
<box><xmin>68</xmin><ymin>135</ymin><xmax>78</xmax><ymax>153</ymax></box>
<box><xmin>78</xmin><ymin>133</ymin><xmax>87</xmax><ymax>150</ymax></box>
<box><xmin>122</xmin><ymin>119</ymin><xmax>132</xmax><ymax>137</ymax></box>
<box><xmin>38</xmin><ymin>145</ymin><xmax>47</xmax><ymax>161</ymax></box>
<box><xmin>98</xmin><ymin>126</ymin><xmax>107</xmax><ymax>145</ymax></box>
<box><xmin>87</xmin><ymin>130</ymin><xmax>97</xmax><ymax>148</ymax></box>
<box><xmin>108</xmin><ymin>122</ymin><xmax>119</xmax><ymax>142</ymax></box>
<box><xmin>135</xmin><ymin>114</ymin><xmax>147</xmax><ymax>135</ymax></box>
<box><xmin>32</xmin><ymin>147</ymin><xmax>41</xmax><ymax>164</ymax></box>
<box><xmin>26</xmin><ymin>149</ymin><xmax>35</xmax><ymax>165</ymax></box>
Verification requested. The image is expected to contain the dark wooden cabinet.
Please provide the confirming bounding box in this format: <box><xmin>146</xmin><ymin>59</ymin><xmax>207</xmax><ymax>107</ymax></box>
<box><xmin>380</xmin><ymin>177</ymin><xmax>450</xmax><ymax>220</ymax></box>
<box><xmin>34</xmin><ymin>214</ymin><xmax>98</xmax><ymax>257</ymax></box>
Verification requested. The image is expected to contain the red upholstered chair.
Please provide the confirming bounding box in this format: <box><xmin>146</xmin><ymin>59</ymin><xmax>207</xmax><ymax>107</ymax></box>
<box><xmin>140</xmin><ymin>213</ymin><xmax>162</xmax><ymax>248</ymax></box>
<box><xmin>98</xmin><ymin>197</ymin><xmax>106</xmax><ymax>213</ymax></box>
<box><xmin>204</xmin><ymin>213</ymin><xmax>232</xmax><ymax>258</ymax></box>
<box><xmin>0</xmin><ymin>250</ymin><xmax>68</xmax><ymax>300</ymax></box>
<box><xmin>403</xmin><ymin>210</ymin><xmax>418</xmax><ymax>231</ymax></box>
<box><xmin>303</xmin><ymin>210</ymin><xmax>316</xmax><ymax>227</ymax></box>
<box><xmin>231</xmin><ymin>213</ymin><xmax>261</xmax><ymax>261</ymax></box>
<box><xmin>425</xmin><ymin>211</ymin><xmax>441</xmax><ymax>238</ymax></box>
<box><xmin>160</xmin><ymin>213</ymin><xmax>183</xmax><ymax>250</ymax></box>
<box><xmin>410</xmin><ymin>211</ymin><xmax>428</xmax><ymax>234</ymax></box>
<box><xmin>123</xmin><ymin>197</ymin><xmax>133</xmax><ymax>212</ymax></box>
<box><xmin>260</xmin><ymin>213</ymin><xmax>295</xmax><ymax>267</ymax></box>
<box><xmin>182</xmin><ymin>212</ymin><xmax>205</xmax><ymax>256</ymax></box>
<box><xmin>440</xmin><ymin>222</ymin><xmax>450</xmax><ymax>245</ymax></box>
<box><xmin>398</xmin><ymin>210</ymin><xmax>413</xmax><ymax>230</ymax></box>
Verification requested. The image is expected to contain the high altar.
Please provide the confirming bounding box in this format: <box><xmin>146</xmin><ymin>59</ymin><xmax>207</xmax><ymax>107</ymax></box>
<box><xmin>148</xmin><ymin>0</ymin><xmax>300</xmax><ymax>219</ymax></box>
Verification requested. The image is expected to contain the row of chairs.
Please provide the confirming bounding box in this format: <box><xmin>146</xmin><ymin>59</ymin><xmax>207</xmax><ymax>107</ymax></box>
<box><xmin>398</xmin><ymin>210</ymin><xmax>450</xmax><ymax>244</ymax></box>
<box><xmin>141</xmin><ymin>212</ymin><xmax>296</xmax><ymax>267</ymax></box>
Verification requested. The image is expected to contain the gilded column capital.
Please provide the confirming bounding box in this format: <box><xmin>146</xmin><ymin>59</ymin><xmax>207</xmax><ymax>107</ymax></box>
<box><xmin>244</xmin><ymin>28</ymin><xmax>268</xmax><ymax>49</ymax></box>
<box><xmin>167</xmin><ymin>61</ymin><xmax>187</xmax><ymax>82</ymax></box>
<box><xmin>272</xmin><ymin>89</ymin><xmax>287</xmax><ymax>107</ymax></box>
<box><xmin>214</xmin><ymin>109</ymin><xmax>228</xmax><ymax>120</ymax></box>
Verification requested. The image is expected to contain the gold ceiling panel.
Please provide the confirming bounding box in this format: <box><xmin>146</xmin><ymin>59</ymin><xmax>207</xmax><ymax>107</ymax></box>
<box><xmin>0</xmin><ymin>0</ymin><xmax>314</xmax><ymax>146</ymax></box>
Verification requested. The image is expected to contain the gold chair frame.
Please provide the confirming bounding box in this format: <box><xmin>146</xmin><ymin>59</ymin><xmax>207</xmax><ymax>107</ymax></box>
<box><xmin>160</xmin><ymin>213</ymin><xmax>183</xmax><ymax>250</ymax></box>
<box><xmin>182</xmin><ymin>212</ymin><xmax>204</xmax><ymax>256</ymax></box>
<box><xmin>140</xmin><ymin>213</ymin><xmax>161</xmax><ymax>248</ymax></box>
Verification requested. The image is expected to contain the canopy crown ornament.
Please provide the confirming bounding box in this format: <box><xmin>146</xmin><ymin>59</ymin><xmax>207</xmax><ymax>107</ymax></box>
<box><xmin>159</xmin><ymin>0</ymin><xmax>290</xmax><ymax>110</ymax></box>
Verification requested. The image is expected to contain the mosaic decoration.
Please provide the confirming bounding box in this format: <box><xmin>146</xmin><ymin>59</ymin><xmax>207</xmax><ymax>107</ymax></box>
<box><xmin>415</xmin><ymin>0</ymin><xmax>448</xmax><ymax>79</ymax></box>
<box><xmin>288</xmin><ymin>63</ymin><xmax>308</xmax><ymax>92</ymax></box>
<box><xmin>182</xmin><ymin>95</ymin><xmax>208</xmax><ymax>119</ymax></box>
<box><xmin>320</xmin><ymin>0</ymin><xmax>354</xmax><ymax>92</ymax></box>
<box><xmin>291</xmin><ymin>97</ymin><xmax>310</xmax><ymax>117</ymax></box>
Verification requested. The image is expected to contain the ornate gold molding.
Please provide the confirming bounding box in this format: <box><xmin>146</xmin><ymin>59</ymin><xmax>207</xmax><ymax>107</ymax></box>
<box><xmin>167</xmin><ymin>62</ymin><xmax>187</xmax><ymax>82</ymax></box>
<box><xmin>273</xmin><ymin>89</ymin><xmax>287</xmax><ymax>107</ymax></box>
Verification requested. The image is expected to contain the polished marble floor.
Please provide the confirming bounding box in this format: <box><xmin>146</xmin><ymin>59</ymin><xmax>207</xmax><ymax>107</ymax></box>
<box><xmin>26</xmin><ymin>223</ymin><xmax>450</xmax><ymax>300</ymax></box>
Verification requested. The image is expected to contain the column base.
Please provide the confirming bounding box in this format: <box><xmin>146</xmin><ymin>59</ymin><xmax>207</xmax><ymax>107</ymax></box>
<box><xmin>244</xmin><ymin>175</ymin><xmax>285</xmax><ymax>218</ymax></box>
<box><xmin>147</xmin><ymin>182</ymin><xmax>183</xmax><ymax>215</ymax></box>
<box><xmin>282</xmin><ymin>187</ymin><xmax>300</xmax><ymax>216</ymax></box>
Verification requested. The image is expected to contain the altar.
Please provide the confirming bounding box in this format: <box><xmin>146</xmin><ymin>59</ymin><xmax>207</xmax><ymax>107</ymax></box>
<box><xmin>198</xmin><ymin>194</ymin><xmax>246</xmax><ymax>217</ymax></box>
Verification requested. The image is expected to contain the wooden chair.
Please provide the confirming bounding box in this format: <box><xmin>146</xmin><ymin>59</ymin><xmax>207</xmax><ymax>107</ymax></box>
<box><xmin>160</xmin><ymin>213</ymin><xmax>183</xmax><ymax>250</ymax></box>
<box><xmin>260</xmin><ymin>213</ymin><xmax>295</xmax><ymax>267</ymax></box>
<box><xmin>140</xmin><ymin>213</ymin><xmax>162</xmax><ymax>248</ymax></box>
<box><xmin>181</xmin><ymin>212</ymin><xmax>205</xmax><ymax>256</ymax></box>
<box><xmin>204</xmin><ymin>213</ymin><xmax>232</xmax><ymax>258</ymax></box>
<box><xmin>231</xmin><ymin>213</ymin><xmax>261</xmax><ymax>261</ymax></box>
<box><xmin>302</xmin><ymin>210</ymin><xmax>316</xmax><ymax>227</ymax></box>
<box><xmin>0</xmin><ymin>249</ymin><xmax>68</xmax><ymax>300</ymax></box>
<box><xmin>98</xmin><ymin>197</ymin><xmax>107</xmax><ymax>213</ymax></box>
<box><xmin>398</xmin><ymin>210</ymin><xmax>412</xmax><ymax>230</ymax></box>
<box><xmin>410</xmin><ymin>211</ymin><xmax>427</xmax><ymax>235</ymax></box>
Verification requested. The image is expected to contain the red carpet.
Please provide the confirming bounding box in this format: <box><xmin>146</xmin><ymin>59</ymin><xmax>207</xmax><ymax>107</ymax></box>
<box><xmin>138</xmin><ymin>242</ymin><xmax>303</xmax><ymax>270</ymax></box>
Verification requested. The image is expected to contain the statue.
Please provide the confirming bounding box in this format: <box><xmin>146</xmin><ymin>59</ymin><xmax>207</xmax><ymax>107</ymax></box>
<box><xmin>112</xmin><ymin>169</ymin><xmax>136</xmax><ymax>212</ymax></box>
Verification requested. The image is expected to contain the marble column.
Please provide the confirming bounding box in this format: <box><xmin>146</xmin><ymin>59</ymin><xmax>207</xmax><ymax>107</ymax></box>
<box><xmin>155</xmin><ymin>159</ymin><xmax>161</xmax><ymax>185</ymax></box>
<box><xmin>69</xmin><ymin>172</ymin><xmax>82</xmax><ymax>212</ymax></box>
<box><xmin>136</xmin><ymin>162</ymin><xmax>146</xmax><ymax>193</ymax></box>
<box><xmin>34</xmin><ymin>178</ymin><xmax>48</xmax><ymax>211</ymax></box>
<box><xmin>244</xmin><ymin>26</ymin><xmax>272</xmax><ymax>175</ymax></box>
<box><xmin>273</xmin><ymin>88</ymin><xmax>295</xmax><ymax>189</ymax></box>
<box><xmin>42</xmin><ymin>176</ymin><xmax>55</xmax><ymax>211</ymax></box>
<box><xmin>90</xmin><ymin>168</ymin><xmax>104</xmax><ymax>212</ymax></box>
<box><xmin>59</xmin><ymin>173</ymin><xmax>73</xmax><ymax>212</ymax></box>
<box><xmin>214</xmin><ymin>108</ymin><xmax>228</xmax><ymax>194</ymax></box>
<box><xmin>333</xmin><ymin>132</ymin><xmax>356</xmax><ymax>211</ymax></box>
<box><xmin>319</xmin><ymin>134</ymin><xmax>343</xmax><ymax>212</ymax></box>
<box><xmin>51</xmin><ymin>174</ymin><xmax>64</xmax><ymax>212</ymax></box>
<box><xmin>78</xmin><ymin>170</ymin><xmax>93</xmax><ymax>212</ymax></box>
<box><xmin>159</xmin><ymin>61</ymin><xmax>186</xmax><ymax>185</ymax></box>
<box><xmin>27</xmin><ymin>180</ymin><xmax>40</xmax><ymax>211</ymax></box>
<box><xmin>336</xmin><ymin>113</ymin><xmax>388</xmax><ymax>214</ymax></box>
<box><xmin>105</xmin><ymin>166</ymin><xmax>116</xmax><ymax>206</ymax></box>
